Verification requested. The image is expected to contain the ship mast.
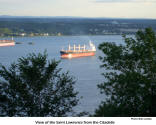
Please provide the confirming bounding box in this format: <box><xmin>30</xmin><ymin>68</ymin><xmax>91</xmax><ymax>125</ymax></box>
<box><xmin>79</xmin><ymin>44</ymin><xmax>80</xmax><ymax>51</ymax></box>
<box><xmin>68</xmin><ymin>44</ymin><xmax>71</xmax><ymax>51</ymax></box>
<box><xmin>84</xmin><ymin>45</ymin><xmax>86</xmax><ymax>51</ymax></box>
<box><xmin>74</xmin><ymin>44</ymin><xmax>76</xmax><ymax>51</ymax></box>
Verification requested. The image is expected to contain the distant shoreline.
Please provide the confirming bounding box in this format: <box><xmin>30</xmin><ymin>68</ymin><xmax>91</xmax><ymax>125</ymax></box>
<box><xmin>0</xmin><ymin>18</ymin><xmax>155</xmax><ymax>37</ymax></box>
<box><xmin>0</xmin><ymin>33</ymin><xmax>136</xmax><ymax>38</ymax></box>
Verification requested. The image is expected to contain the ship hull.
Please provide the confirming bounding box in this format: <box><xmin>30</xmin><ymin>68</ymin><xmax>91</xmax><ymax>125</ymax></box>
<box><xmin>60</xmin><ymin>51</ymin><xmax>95</xmax><ymax>58</ymax></box>
<box><xmin>0</xmin><ymin>40</ymin><xmax>15</xmax><ymax>47</ymax></box>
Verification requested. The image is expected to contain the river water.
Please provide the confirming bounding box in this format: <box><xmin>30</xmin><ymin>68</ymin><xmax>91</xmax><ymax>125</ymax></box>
<box><xmin>0</xmin><ymin>35</ymin><xmax>124</xmax><ymax>115</ymax></box>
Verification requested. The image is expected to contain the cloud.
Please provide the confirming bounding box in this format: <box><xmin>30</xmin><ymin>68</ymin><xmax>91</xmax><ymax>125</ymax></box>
<box><xmin>95</xmin><ymin>0</ymin><xmax>156</xmax><ymax>3</ymax></box>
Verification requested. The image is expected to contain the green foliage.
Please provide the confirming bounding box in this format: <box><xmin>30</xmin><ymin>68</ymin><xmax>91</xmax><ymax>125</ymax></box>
<box><xmin>0</xmin><ymin>28</ymin><xmax>12</xmax><ymax>36</ymax></box>
<box><xmin>0</xmin><ymin>52</ymin><xmax>79</xmax><ymax>116</ymax></box>
<box><xmin>94</xmin><ymin>28</ymin><xmax>156</xmax><ymax>117</ymax></box>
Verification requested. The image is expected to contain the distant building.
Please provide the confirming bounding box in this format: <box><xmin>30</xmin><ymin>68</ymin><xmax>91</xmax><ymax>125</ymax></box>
<box><xmin>20</xmin><ymin>33</ymin><xmax>26</xmax><ymax>36</ymax></box>
<box><xmin>57</xmin><ymin>33</ymin><xmax>62</xmax><ymax>36</ymax></box>
<box><xmin>30</xmin><ymin>33</ymin><xmax>34</xmax><ymax>37</ymax></box>
<box><xmin>43</xmin><ymin>33</ymin><xmax>49</xmax><ymax>36</ymax></box>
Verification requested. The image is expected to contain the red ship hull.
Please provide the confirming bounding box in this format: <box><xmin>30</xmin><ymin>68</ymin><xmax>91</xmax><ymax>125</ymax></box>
<box><xmin>60</xmin><ymin>51</ymin><xmax>95</xmax><ymax>58</ymax></box>
<box><xmin>0</xmin><ymin>40</ymin><xmax>15</xmax><ymax>47</ymax></box>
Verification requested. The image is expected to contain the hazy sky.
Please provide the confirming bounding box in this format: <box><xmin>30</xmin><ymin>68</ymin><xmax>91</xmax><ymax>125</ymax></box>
<box><xmin>0</xmin><ymin>0</ymin><xmax>156</xmax><ymax>18</ymax></box>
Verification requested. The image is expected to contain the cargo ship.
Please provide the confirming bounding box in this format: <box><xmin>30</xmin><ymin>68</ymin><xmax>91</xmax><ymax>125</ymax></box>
<box><xmin>60</xmin><ymin>41</ymin><xmax>96</xmax><ymax>58</ymax></box>
<box><xmin>0</xmin><ymin>37</ymin><xmax>15</xmax><ymax>47</ymax></box>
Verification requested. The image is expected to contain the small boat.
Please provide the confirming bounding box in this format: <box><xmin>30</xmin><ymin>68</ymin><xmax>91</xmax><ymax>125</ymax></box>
<box><xmin>60</xmin><ymin>41</ymin><xmax>96</xmax><ymax>58</ymax></box>
<box><xmin>15</xmin><ymin>42</ymin><xmax>23</xmax><ymax>44</ymax></box>
<box><xmin>0</xmin><ymin>37</ymin><xmax>15</xmax><ymax>47</ymax></box>
<box><xmin>28</xmin><ymin>42</ymin><xmax>34</xmax><ymax>45</ymax></box>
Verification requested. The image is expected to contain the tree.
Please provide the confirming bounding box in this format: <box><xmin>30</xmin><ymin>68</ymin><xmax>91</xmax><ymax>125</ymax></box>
<box><xmin>0</xmin><ymin>52</ymin><xmax>79</xmax><ymax>116</ymax></box>
<box><xmin>0</xmin><ymin>28</ymin><xmax>12</xmax><ymax>36</ymax></box>
<box><xmin>94</xmin><ymin>28</ymin><xmax>156</xmax><ymax>117</ymax></box>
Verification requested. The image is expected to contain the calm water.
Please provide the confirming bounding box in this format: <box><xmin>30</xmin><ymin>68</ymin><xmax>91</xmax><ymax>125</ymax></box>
<box><xmin>0</xmin><ymin>35</ymin><xmax>124</xmax><ymax>114</ymax></box>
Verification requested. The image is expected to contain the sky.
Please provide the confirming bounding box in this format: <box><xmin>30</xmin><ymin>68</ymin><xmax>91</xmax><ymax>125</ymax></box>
<box><xmin>0</xmin><ymin>0</ymin><xmax>156</xmax><ymax>19</ymax></box>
